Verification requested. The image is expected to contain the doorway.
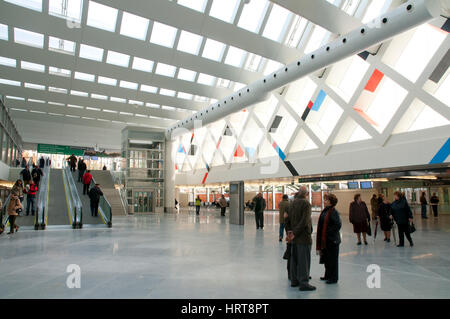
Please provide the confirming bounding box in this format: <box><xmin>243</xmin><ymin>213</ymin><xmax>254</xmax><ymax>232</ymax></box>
<box><xmin>133</xmin><ymin>190</ymin><xmax>154</xmax><ymax>213</ymax></box>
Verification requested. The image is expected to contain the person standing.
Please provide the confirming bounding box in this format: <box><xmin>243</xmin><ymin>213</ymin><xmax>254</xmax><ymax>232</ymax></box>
<box><xmin>316</xmin><ymin>193</ymin><xmax>341</xmax><ymax>284</ymax></box>
<box><xmin>103</xmin><ymin>165</ymin><xmax>107</xmax><ymax>171</ymax></box>
<box><xmin>420</xmin><ymin>192</ymin><xmax>428</xmax><ymax>219</ymax></box>
<box><xmin>278</xmin><ymin>195</ymin><xmax>289</xmax><ymax>242</ymax></box>
<box><xmin>349</xmin><ymin>194</ymin><xmax>371</xmax><ymax>245</ymax></box>
<box><xmin>67</xmin><ymin>154</ymin><xmax>78</xmax><ymax>172</ymax></box>
<box><xmin>252</xmin><ymin>193</ymin><xmax>266</xmax><ymax>230</ymax></box>
<box><xmin>391</xmin><ymin>191</ymin><xmax>414</xmax><ymax>247</ymax></box>
<box><xmin>430</xmin><ymin>193</ymin><xmax>439</xmax><ymax>218</ymax></box>
<box><xmin>195</xmin><ymin>196</ymin><xmax>202</xmax><ymax>215</ymax></box>
<box><xmin>7</xmin><ymin>193</ymin><xmax>21</xmax><ymax>234</ymax></box>
<box><xmin>31</xmin><ymin>164</ymin><xmax>43</xmax><ymax>189</ymax></box>
<box><xmin>286</xmin><ymin>187</ymin><xmax>315</xmax><ymax>291</ymax></box>
<box><xmin>377</xmin><ymin>194</ymin><xmax>393</xmax><ymax>242</ymax></box>
<box><xmin>82</xmin><ymin>170</ymin><xmax>93</xmax><ymax>195</ymax></box>
<box><xmin>370</xmin><ymin>194</ymin><xmax>379</xmax><ymax>220</ymax></box>
<box><xmin>88</xmin><ymin>184</ymin><xmax>103</xmax><ymax>217</ymax></box>
<box><xmin>25</xmin><ymin>181</ymin><xmax>38</xmax><ymax>216</ymax></box>
<box><xmin>21</xmin><ymin>157</ymin><xmax>27</xmax><ymax>168</ymax></box>
<box><xmin>78</xmin><ymin>159</ymin><xmax>87</xmax><ymax>183</ymax></box>
<box><xmin>20</xmin><ymin>165</ymin><xmax>32</xmax><ymax>186</ymax></box>
<box><xmin>218</xmin><ymin>195</ymin><xmax>227</xmax><ymax>217</ymax></box>
<box><xmin>11</xmin><ymin>180</ymin><xmax>25</xmax><ymax>204</ymax></box>
<box><xmin>39</xmin><ymin>156</ymin><xmax>45</xmax><ymax>169</ymax></box>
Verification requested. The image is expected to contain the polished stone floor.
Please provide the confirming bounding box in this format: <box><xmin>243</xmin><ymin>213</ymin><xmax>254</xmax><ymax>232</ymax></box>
<box><xmin>0</xmin><ymin>207</ymin><xmax>449</xmax><ymax>299</ymax></box>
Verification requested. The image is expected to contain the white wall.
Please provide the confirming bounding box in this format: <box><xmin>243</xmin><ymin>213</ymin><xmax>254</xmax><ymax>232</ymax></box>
<box><xmin>0</xmin><ymin>160</ymin><xmax>10</xmax><ymax>180</ymax></box>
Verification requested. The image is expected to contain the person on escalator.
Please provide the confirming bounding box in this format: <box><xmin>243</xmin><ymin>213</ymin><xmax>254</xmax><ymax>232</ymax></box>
<box><xmin>88</xmin><ymin>184</ymin><xmax>103</xmax><ymax>217</ymax></box>
<box><xmin>31</xmin><ymin>164</ymin><xmax>44</xmax><ymax>189</ymax></box>
<box><xmin>7</xmin><ymin>193</ymin><xmax>21</xmax><ymax>234</ymax></box>
<box><xmin>78</xmin><ymin>159</ymin><xmax>87</xmax><ymax>183</ymax></box>
<box><xmin>67</xmin><ymin>154</ymin><xmax>78</xmax><ymax>172</ymax></box>
<box><xmin>26</xmin><ymin>181</ymin><xmax>38</xmax><ymax>216</ymax></box>
<box><xmin>82</xmin><ymin>170</ymin><xmax>93</xmax><ymax>195</ymax></box>
<box><xmin>11</xmin><ymin>180</ymin><xmax>25</xmax><ymax>204</ymax></box>
<box><xmin>20</xmin><ymin>165</ymin><xmax>32</xmax><ymax>186</ymax></box>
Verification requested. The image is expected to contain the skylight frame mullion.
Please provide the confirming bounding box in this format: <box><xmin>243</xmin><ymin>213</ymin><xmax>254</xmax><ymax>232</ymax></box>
<box><xmin>256</xmin><ymin>1</ymin><xmax>273</xmax><ymax>37</ymax></box>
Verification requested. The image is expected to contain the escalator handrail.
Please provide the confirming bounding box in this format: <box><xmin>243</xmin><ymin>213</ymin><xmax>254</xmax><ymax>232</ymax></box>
<box><xmin>1</xmin><ymin>194</ymin><xmax>11</xmax><ymax>228</ymax></box>
<box><xmin>63</xmin><ymin>165</ymin><xmax>83</xmax><ymax>227</ymax></box>
<box><xmin>89</xmin><ymin>177</ymin><xmax>112</xmax><ymax>226</ymax></box>
<box><xmin>36</xmin><ymin>165</ymin><xmax>50</xmax><ymax>227</ymax></box>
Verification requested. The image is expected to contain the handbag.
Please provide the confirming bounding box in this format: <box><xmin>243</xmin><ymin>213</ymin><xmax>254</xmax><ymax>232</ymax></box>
<box><xmin>409</xmin><ymin>222</ymin><xmax>416</xmax><ymax>234</ymax></box>
<box><xmin>367</xmin><ymin>221</ymin><xmax>372</xmax><ymax>236</ymax></box>
<box><xmin>16</xmin><ymin>207</ymin><xmax>22</xmax><ymax>215</ymax></box>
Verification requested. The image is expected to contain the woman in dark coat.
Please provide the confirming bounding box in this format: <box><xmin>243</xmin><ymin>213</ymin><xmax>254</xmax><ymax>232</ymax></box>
<box><xmin>377</xmin><ymin>194</ymin><xmax>392</xmax><ymax>242</ymax></box>
<box><xmin>391</xmin><ymin>191</ymin><xmax>414</xmax><ymax>247</ymax></box>
<box><xmin>349</xmin><ymin>194</ymin><xmax>370</xmax><ymax>245</ymax></box>
<box><xmin>316</xmin><ymin>193</ymin><xmax>341</xmax><ymax>284</ymax></box>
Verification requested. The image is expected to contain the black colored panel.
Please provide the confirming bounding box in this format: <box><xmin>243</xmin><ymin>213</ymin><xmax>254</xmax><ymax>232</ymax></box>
<box><xmin>429</xmin><ymin>49</ymin><xmax>450</xmax><ymax>83</ymax></box>
<box><xmin>442</xmin><ymin>18</ymin><xmax>450</xmax><ymax>32</ymax></box>
<box><xmin>301</xmin><ymin>107</ymin><xmax>310</xmax><ymax>121</ymax></box>
<box><xmin>284</xmin><ymin>161</ymin><xmax>299</xmax><ymax>176</ymax></box>
<box><xmin>358</xmin><ymin>51</ymin><xmax>370</xmax><ymax>61</ymax></box>
<box><xmin>224</xmin><ymin>125</ymin><xmax>233</xmax><ymax>136</ymax></box>
<box><xmin>269</xmin><ymin>115</ymin><xmax>283</xmax><ymax>133</ymax></box>
<box><xmin>189</xmin><ymin>145</ymin><xmax>197</xmax><ymax>156</ymax></box>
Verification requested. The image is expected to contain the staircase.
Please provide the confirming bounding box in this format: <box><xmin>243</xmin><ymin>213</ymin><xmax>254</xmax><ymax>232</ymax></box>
<box><xmin>91</xmin><ymin>170</ymin><xmax>126</xmax><ymax>216</ymax></box>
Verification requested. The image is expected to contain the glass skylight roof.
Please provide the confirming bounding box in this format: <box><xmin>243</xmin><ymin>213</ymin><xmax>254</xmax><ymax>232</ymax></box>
<box><xmin>178</xmin><ymin>92</ymin><xmax>193</xmax><ymax>100</ymax></box>
<box><xmin>262</xmin><ymin>4</ymin><xmax>292</xmax><ymax>42</ymax></box>
<box><xmin>263</xmin><ymin>59</ymin><xmax>283</xmax><ymax>76</ymax></box>
<box><xmin>141</xmin><ymin>85</ymin><xmax>158</xmax><ymax>93</ymax></box>
<box><xmin>86</xmin><ymin>1</ymin><xmax>118</xmax><ymax>32</ymax></box>
<box><xmin>132</xmin><ymin>57</ymin><xmax>154</xmax><ymax>72</ymax></box>
<box><xmin>362</xmin><ymin>0</ymin><xmax>391</xmax><ymax>24</ymax></box>
<box><xmin>304</xmin><ymin>25</ymin><xmax>330</xmax><ymax>54</ymax></box>
<box><xmin>14</xmin><ymin>28</ymin><xmax>44</xmax><ymax>48</ymax></box>
<box><xmin>209</xmin><ymin>0</ymin><xmax>240</xmax><ymax>23</ymax></box>
<box><xmin>202</xmin><ymin>38</ymin><xmax>226</xmax><ymax>61</ymax></box>
<box><xmin>79</xmin><ymin>44</ymin><xmax>104</xmax><ymax>61</ymax></box>
<box><xmin>74</xmin><ymin>71</ymin><xmax>95</xmax><ymax>82</ymax></box>
<box><xmin>48</xmin><ymin>36</ymin><xmax>76</xmax><ymax>55</ymax></box>
<box><xmin>197</xmin><ymin>73</ymin><xmax>216</xmax><ymax>86</ymax></box>
<box><xmin>21</xmin><ymin>61</ymin><xmax>45</xmax><ymax>73</ymax></box>
<box><xmin>159</xmin><ymin>88</ymin><xmax>176</xmax><ymax>97</ymax></box>
<box><xmin>106</xmin><ymin>50</ymin><xmax>130</xmax><ymax>67</ymax></box>
<box><xmin>110</xmin><ymin>97</ymin><xmax>126</xmax><ymax>103</ymax></box>
<box><xmin>49</xmin><ymin>66</ymin><xmax>71</xmax><ymax>77</ymax></box>
<box><xmin>0</xmin><ymin>24</ymin><xmax>8</xmax><ymax>41</ymax></box>
<box><xmin>150</xmin><ymin>22</ymin><xmax>178</xmax><ymax>48</ymax></box>
<box><xmin>120</xmin><ymin>12</ymin><xmax>149</xmax><ymax>40</ymax></box>
<box><xmin>25</xmin><ymin>83</ymin><xmax>46</xmax><ymax>90</ymax></box>
<box><xmin>244</xmin><ymin>53</ymin><xmax>262</xmax><ymax>72</ymax></box>
<box><xmin>49</xmin><ymin>0</ymin><xmax>83</xmax><ymax>22</ymax></box>
<box><xmin>285</xmin><ymin>16</ymin><xmax>308</xmax><ymax>48</ymax></box>
<box><xmin>155</xmin><ymin>63</ymin><xmax>177</xmax><ymax>77</ymax></box>
<box><xmin>0</xmin><ymin>57</ymin><xmax>17</xmax><ymax>68</ymax></box>
<box><xmin>98</xmin><ymin>76</ymin><xmax>117</xmax><ymax>86</ymax></box>
<box><xmin>0</xmin><ymin>79</ymin><xmax>21</xmax><ymax>86</ymax></box>
<box><xmin>237</xmin><ymin>0</ymin><xmax>268</xmax><ymax>33</ymax></box>
<box><xmin>224</xmin><ymin>46</ymin><xmax>246</xmax><ymax>67</ymax></box>
<box><xmin>91</xmin><ymin>93</ymin><xmax>107</xmax><ymax>100</ymax></box>
<box><xmin>4</xmin><ymin>0</ymin><xmax>42</xmax><ymax>12</ymax></box>
<box><xmin>119</xmin><ymin>80</ymin><xmax>138</xmax><ymax>90</ymax></box>
<box><xmin>177</xmin><ymin>68</ymin><xmax>197</xmax><ymax>82</ymax></box>
<box><xmin>177</xmin><ymin>0</ymin><xmax>208</xmax><ymax>12</ymax></box>
<box><xmin>177</xmin><ymin>31</ymin><xmax>203</xmax><ymax>55</ymax></box>
<box><xmin>70</xmin><ymin>90</ymin><xmax>88</xmax><ymax>96</ymax></box>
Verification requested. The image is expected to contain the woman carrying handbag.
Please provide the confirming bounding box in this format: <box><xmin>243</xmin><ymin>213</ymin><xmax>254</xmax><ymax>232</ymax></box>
<box><xmin>7</xmin><ymin>192</ymin><xmax>22</xmax><ymax>234</ymax></box>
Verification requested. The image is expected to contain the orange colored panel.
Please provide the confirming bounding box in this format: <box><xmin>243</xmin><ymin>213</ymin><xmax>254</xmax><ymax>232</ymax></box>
<box><xmin>364</xmin><ymin>69</ymin><xmax>384</xmax><ymax>92</ymax></box>
<box><xmin>354</xmin><ymin>107</ymin><xmax>379</xmax><ymax>126</ymax></box>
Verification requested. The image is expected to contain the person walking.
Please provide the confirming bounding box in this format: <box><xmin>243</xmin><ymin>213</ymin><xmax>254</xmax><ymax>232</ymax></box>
<box><xmin>316</xmin><ymin>193</ymin><xmax>341</xmax><ymax>284</ymax></box>
<box><xmin>39</xmin><ymin>156</ymin><xmax>45</xmax><ymax>169</ymax></box>
<box><xmin>20</xmin><ymin>165</ymin><xmax>32</xmax><ymax>186</ymax></box>
<box><xmin>31</xmin><ymin>164</ymin><xmax>43</xmax><ymax>189</ymax></box>
<box><xmin>195</xmin><ymin>196</ymin><xmax>202</xmax><ymax>215</ymax></box>
<box><xmin>218</xmin><ymin>195</ymin><xmax>227</xmax><ymax>217</ymax></box>
<box><xmin>82</xmin><ymin>170</ymin><xmax>93</xmax><ymax>195</ymax></box>
<box><xmin>88</xmin><ymin>184</ymin><xmax>103</xmax><ymax>217</ymax></box>
<box><xmin>430</xmin><ymin>193</ymin><xmax>439</xmax><ymax>217</ymax></box>
<box><xmin>252</xmin><ymin>193</ymin><xmax>266</xmax><ymax>230</ymax></box>
<box><xmin>391</xmin><ymin>191</ymin><xmax>414</xmax><ymax>247</ymax></box>
<box><xmin>286</xmin><ymin>187</ymin><xmax>315</xmax><ymax>291</ymax></box>
<box><xmin>278</xmin><ymin>195</ymin><xmax>289</xmax><ymax>242</ymax></box>
<box><xmin>420</xmin><ymin>192</ymin><xmax>428</xmax><ymax>219</ymax></box>
<box><xmin>25</xmin><ymin>181</ymin><xmax>38</xmax><ymax>216</ymax></box>
<box><xmin>21</xmin><ymin>157</ymin><xmax>27</xmax><ymax>168</ymax></box>
<box><xmin>11</xmin><ymin>179</ymin><xmax>25</xmax><ymax>204</ymax></box>
<box><xmin>377</xmin><ymin>194</ymin><xmax>393</xmax><ymax>242</ymax></box>
<box><xmin>370</xmin><ymin>194</ymin><xmax>379</xmax><ymax>220</ymax></box>
<box><xmin>7</xmin><ymin>192</ymin><xmax>21</xmax><ymax>234</ymax></box>
<box><xmin>102</xmin><ymin>165</ymin><xmax>107</xmax><ymax>170</ymax></box>
<box><xmin>67</xmin><ymin>154</ymin><xmax>78</xmax><ymax>172</ymax></box>
<box><xmin>78</xmin><ymin>159</ymin><xmax>87</xmax><ymax>183</ymax></box>
<box><xmin>349</xmin><ymin>194</ymin><xmax>371</xmax><ymax>245</ymax></box>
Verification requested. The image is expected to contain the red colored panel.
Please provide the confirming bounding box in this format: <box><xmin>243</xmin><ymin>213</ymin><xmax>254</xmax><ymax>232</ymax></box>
<box><xmin>364</xmin><ymin>69</ymin><xmax>384</xmax><ymax>92</ymax></box>
<box><xmin>234</xmin><ymin>145</ymin><xmax>244</xmax><ymax>157</ymax></box>
<box><xmin>202</xmin><ymin>172</ymin><xmax>208</xmax><ymax>184</ymax></box>
<box><xmin>307</xmin><ymin>100</ymin><xmax>314</xmax><ymax>109</ymax></box>
<box><xmin>354</xmin><ymin>107</ymin><xmax>379</xmax><ymax>126</ymax></box>
<box><xmin>216</xmin><ymin>138</ymin><xmax>221</xmax><ymax>149</ymax></box>
<box><xmin>175</xmin><ymin>164</ymin><xmax>178</xmax><ymax>170</ymax></box>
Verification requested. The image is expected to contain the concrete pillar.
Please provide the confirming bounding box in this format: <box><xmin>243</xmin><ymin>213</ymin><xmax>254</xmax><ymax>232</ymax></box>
<box><xmin>308</xmin><ymin>183</ymin><xmax>312</xmax><ymax>203</ymax></box>
<box><xmin>164</xmin><ymin>139</ymin><xmax>175</xmax><ymax>213</ymax></box>
<box><xmin>206</xmin><ymin>187</ymin><xmax>210</xmax><ymax>204</ymax></box>
<box><xmin>272</xmin><ymin>185</ymin><xmax>275</xmax><ymax>210</ymax></box>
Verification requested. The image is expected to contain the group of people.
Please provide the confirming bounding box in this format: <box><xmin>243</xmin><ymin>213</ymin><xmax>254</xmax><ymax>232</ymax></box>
<box><xmin>194</xmin><ymin>195</ymin><xmax>228</xmax><ymax>216</ymax></box>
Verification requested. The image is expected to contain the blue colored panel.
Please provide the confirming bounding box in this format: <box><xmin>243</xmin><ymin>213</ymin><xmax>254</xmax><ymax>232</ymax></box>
<box><xmin>246</xmin><ymin>147</ymin><xmax>256</xmax><ymax>157</ymax></box>
<box><xmin>429</xmin><ymin>138</ymin><xmax>450</xmax><ymax>164</ymax></box>
<box><xmin>177</xmin><ymin>145</ymin><xmax>185</xmax><ymax>153</ymax></box>
<box><xmin>311</xmin><ymin>90</ymin><xmax>326</xmax><ymax>111</ymax></box>
<box><xmin>273</xmin><ymin>143</ymin><xmax>286</xmax><ymax>161</ymax></box>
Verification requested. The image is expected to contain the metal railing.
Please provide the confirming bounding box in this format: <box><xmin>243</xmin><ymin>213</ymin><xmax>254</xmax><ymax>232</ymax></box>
<box><xmin>111</xmin><ymin>170</ymin><xmax>128</xmax><ymax>215</ymax></box>
<box><xmin>62</xmin><ymin>165</ymin><xmax>83</xmax><ymax>228</ymax></box>
<box><xmin>35</xmin><ymin>165</ymin><xmax>50</xmax><ymax>229</ymax></box>
<box><xmin>1</xmin><ymin>193</ymin><xmax>11</xmax><ymax>231</ymax></box>
<box><xmin>89</xmin><ymin>177</ymin><xmax>112</xmax><ymax>227</ymax></box>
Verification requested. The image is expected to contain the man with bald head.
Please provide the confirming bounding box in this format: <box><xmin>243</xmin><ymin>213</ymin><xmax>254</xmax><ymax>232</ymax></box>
<box><xmin>286</xmin><ymin>186</ymin><xmax>316</xmax><ymax>291</ymax></box>
<box><xmin>252</xmin><ymin>192</ymin><xmax>266</xmax><ymax>230</ymax></box>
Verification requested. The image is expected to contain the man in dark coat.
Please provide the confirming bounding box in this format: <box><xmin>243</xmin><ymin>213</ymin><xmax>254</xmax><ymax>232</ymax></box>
<box><xmin>39</xmin><ymin>156</ymin><xmax>45</xmax><ymax>169</ymax></box>
<box><xmin>78</xmin><ymin>159</ymin><xmax>87</xmax><ymax>183</ymax></box>
<box><xmin>20</xmin><ymin>165</ymin><xmax>32</xmax><ymax>185</ymax></box>
<box><xmin>31</xmin><ymin>164</ymin><xmax>43</xmax><ymax>189</ymax></box>
<box><xmin>286</xmin><ymin>187</ymin><xmax>316</xmax><ymax>291</ymax></box>
<box><xmin>430</xmin><ymin>193</ymin><xmax>439</xmax><ymax>217</ymax></box>
<box><xmin>88</xmin><ymin>184</ymin><xmax>103</xmax><ymax>217</ymax></box>
<box><xmin>252</xmin><ymin>193</ymin><xmax>266</xmax><ymax>229</ymax></box>
<box><xmin>67</xmin><ymin>154</ymin><xmax>78</xmax><ymax>172</ymax></box>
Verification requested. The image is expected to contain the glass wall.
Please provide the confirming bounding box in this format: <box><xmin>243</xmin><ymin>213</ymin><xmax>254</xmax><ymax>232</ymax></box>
<box><xmin>0</xmin><ymin>96</ymin><xmax>23</xmax><ymax>167</ymax></box>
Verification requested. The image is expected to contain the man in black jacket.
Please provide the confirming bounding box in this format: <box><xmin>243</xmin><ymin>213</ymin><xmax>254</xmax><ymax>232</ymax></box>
<box><xmin>20</xmin><ymin>165</ymin><xmax>32</xmax><ymax>185</ymax></box>
<box><xmin>78</xmin><ymin>159</ymin><xmax>87</xmax><ymax>183</ymax></box>
<box><xmin>252</xmin><ymin>193</ymin><xmax>266</xmax><ymax>229</ymax></box>
<box><xmin>31</xmin><ymin>164</ymin><xmax>43</xmax><ymax>189</ymax></box>
<box><xmin>88</xmin><ymin>184</ymin><xmax>103</xmax><ymax>217</ymax></box>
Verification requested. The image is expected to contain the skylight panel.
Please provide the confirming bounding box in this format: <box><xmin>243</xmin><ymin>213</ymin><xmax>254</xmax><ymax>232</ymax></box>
<box><xmin>49</xmin><ymin>36</ymin><xmax>76</xmax><ymax>55</ymax></box>
<box><xmin>49</xmin><ymin>66</ymin><xmax>71</xmax><ymax>77</ymax></box>
<box><xmin>177</xmin><ymin>0</ymin><xmax>208</xmax><ymax>12</ymax></box>
<box><xmin>86</xmin><ymin>107</ymin><xmax>100</xmax><ymax>111</ymax></box>
<box><xmin>202</xmin><ymin>38</ymin><xmax>226</xmax><ymax>61</ymax></box>
<box><xmin>49</xmin><ymin>0</ymin><xmax>83</xmax><ymax>22</ymax></box>
<box><xmin>209</xmin><ymin>0</ymin><xmax>240</xmax><ymax>23</ymax></box>
<box><xmin>98</xmin><ymin>76</ymin><xmax>117</xmax><ymax>86</ymax></box>
<box><xmin>159</xmin><ymin>89</ymin><xmax>176</xmax><ymax>97</ymax></box>
<box><xmin>285</xmin><ymin>16</ymin><xmax>308</xmax><ymax>48</ymax></box>
<box><xmin>146</xmin><ymin>103</ymin><xmax>160</xmax><ymax>108</ymax></box>
<box><xmin>0</xmin><ymin>57</ymin><xmax>16</xmax><ymax>67</ymax></box>
<box><xmin>0</xmin><ymin>79</ymin><xmax>21</xmax><ymax>86</ymax></box>
<box><xmin>237</xmin><ymin>0</ymin><xmax>268</xmax><ymax>33</ymax></box>
<box><xmin>155</xmin><ymin>63</ymin><xmax>177</xmax><ymax>77</ymax></box>
<box><xmin>197</xmin><ymin>73</ymin><xmax>216</xmax><ymax>86</ymax></box>
<box><xmin>262</xmin><ymin>4</ymin><xmax>292</xmax><ymax>42</ymax></box>
<box><xmin>6</xmin><ymin>96</ymin><xmax>25</xmax><ymax>101</ymax></box>
<box><xmin>263</xmin><ymin>59</ymin><xmax>283</xmax><ymax>76</ymax></box>
<box><xmin>79</xmin><ymin>44</ymin><xmax>104</xmax><ymax>61</ymax></box>
<box><xmin>177</xmin><ymin>68</ymin><xmax>197</xmax><ymax>82</ymax></box>
<box><xmin>342</xmin><ymin>0</ymin><xmax>361</xmax><ymax>16</ymax></box>
<box><xmin>68</xmin><ymin>104</ymin><xmax>84</xmax><ymax>109</ymax></box>
<box><xmin>178</xmin><ymin>92</ymin><xmax>193</xmax><ymax>100</ymax></box>
<box><xmin>177</xmin><ymin>31</ymin><xmax>203</xmax><ymax>55</ymax></box>
<box><xmin>4</xmin><ymin>0</ymin><xmax>42</xmax><ymax>12</ymax></box>
<box><xmin>91</xmin><ymin>93</ymin><xmax>108</xmax><ymax>100</ymax></box>
<box><xmin>132</xmin><ymin>57</ymin><xmax>154</xmax><ymax>72</ymax></box>
<box><xmin>162</xmin><ymin>105</ymin><xmax>175</xmax><ymax>111</ymax></box>
<box><xmin>303</xmin><ymin>25</ymin><xmax>330</xmax><ymax>54</ymax></box>
<box><xmin>106</xmin><ymin>50</ymin><xmax>130</xmax><ymax>67</ymax></box>
<box><xmin>141</xmin><ymin>85</ymin><xmax>158</xmax><ymax>93</ymax></box>
<box><xmin>233</xmin><ymin>82</ymin><xmax>246</xmax><ymax>91</ymax></box>
<box><xmin>70</xmin><ymin>90</ymin><xmax>88</xmax><ymax>96</ymax></box>
<box><xmin>74</xmin><ymin>71</ymin><xmax>95</xmax><ymax>82</ymax></box>
<box><xmin>224</xmin><ymin>46</ymin><xmax>246</xmax><ymax>67</ymax></box>
<box><xmin>217</xmin><ymin>78</ymin><xmax>231</xmax><ymax>88</ymax></box>
<box><xmin>11</xmin><ymin>108</ymin><xmax>28</xmax><ymax>112</ymax></box>
<box><xmin>48</xmin><ymin>87</ymin><xmax>67</xmax><ymax>94</ymax></box>
<box><xmin>0</xmin><ymin>24</ymin><xmax>8</xmax><ymax>41</ymax></box>
<box><xmin>129</xmin><ymin>100</ymin><xmax>144</xmax><ymax>106</ymax></box>
<box><xmin>110</xmin><ymin>97</ymin><xmax>126</xmax><ymax>103</ymax></box>
<box><xmin>86</xmin><ymin>1</ymin><xmax>118</xmax><ymax>32</ymax></box>
<box><xmin>120</xmin><ymin>12</ymin><xmax>149</xmax><ymax>40</ymax></box>
<box><xmin>21</xmin><ymin>61</ymin><xmax>45</xmax><ymax>72</ymax></box>
<box><xmin>48</xmin><ymin>101</ymin><xmax>65</xmax><ymax>106</ymax></box>
<box><xmin>362</xmin><ymin>0</ymin><xmax>391</xmax><ymax>24</ymax></box>
<box><xmin>150</xmin><ymin>22</ymin><xmax>178</xmax><ymax>48</ymax></box>
<box><xmin>28</xmin><ymin>99</ymin><xmax>45</xmax><ymax>103</ymax></box>
<box><xmin>25</xmin><ymin>83</ymin><xmax>45</xmax><ymax>90</ymax></box>
<box><xmin>14</xmin><ymin>28</ymin><xmax>44</xmax><ymax>48</ymax></box>
<box><xmin>244</xmin><ymin>53</ymin><xmax>262</xmax><ymax>72</ymax></box>
<box><xmin>119</xmin><ymin>80</ymin><xmax>138</xmax><ymax>90</ymax></box>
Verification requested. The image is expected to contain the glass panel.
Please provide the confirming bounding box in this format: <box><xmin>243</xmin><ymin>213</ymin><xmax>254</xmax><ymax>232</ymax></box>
<box><xmin>150</xmin><ymin>22</ymin><xmax>178</xmax><ymax>48</ymax></box>
<box><xmin>49</xmin><ymin>36</ymin><xmax>76</xmax><ymax>55</ymax></box>
<box><xmin>202</xmin><ymin>38</ymin><xmax>226</xmax><ymax>61</ymax></box>
<box><xmin>49</xmin><ymin>0</ymin><xmax>83</xmax><ymax>22</ymax></box>
<box><xmin>178</xmin><ymin>0</ymin><xmax>208</xmax><ymax>12</ymax></box>
<box><xmin>14</xmin><ymin>28</ymin><xmax>44</xmax><ymax>48</ymax></box>
<box><xmin>132</xmin><ymin>57</ymin><xmax>154</xmax><ymax>72</ymax></box>
<box><xmin>262</xmin><ymin>4</ymin><xmax>291</xmax><ymax>42</ymax></box>
<box><xmin>79</xmin><ymin>44</ymin><xmax>104</xmax><ymax>61</ymax></box>
<box><xmin>120</xmin><ymin>12</ymin><xmax>149</xmax><ymax>40</ymax></box>
<box><xmin>177</xmin><ymin>30</ymin><xmax>203</xmax><ymax>55</ymax></box>
<box><xmin>86</xmin><ymin>1</ymin><xmax>118</xmax><ymax>32</ymax></box>
<box><xmin>209</xmin><ymin>0</ymin><xmax>240</xmax><ymax>23</ymax></box>
<box><xmin>238</xmin><ymin>0</ymin><xmax>268</xmax><ymax>33</ymax></box>
<box><xmin>106</xmin><ymin>50</ymin><xmax>130</xmax><ymax>67</ymax></box>
<box><xmin>0</xmin><ymin>24</ymin><xmax>8</xmax><ymax>41</ymax></box>
<box><xmin>21</xmin><ymin>61</ymin><xmax>45</xmax><ymax>72</ymax></box>
<box><xmin>5</xmin><ymin>0</ymin><xmax>42</xmax><ymax>12</ymax></box>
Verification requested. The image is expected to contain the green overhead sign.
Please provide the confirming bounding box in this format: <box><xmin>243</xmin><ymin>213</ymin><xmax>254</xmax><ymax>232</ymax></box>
<box><xmin>37</xmin><ymin>144</ymin><xmax>84</xmax><ymax>156</ymax></box>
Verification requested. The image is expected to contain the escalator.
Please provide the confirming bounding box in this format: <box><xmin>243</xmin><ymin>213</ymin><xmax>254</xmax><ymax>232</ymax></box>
<box><xmin>70</xmin><ymin>171</ymin><xmax>103</xmax><ymax>225</ymax></box>
<box><xmin>46</xmin><ymin>169</ymin><xmax>70</xmax><ymax>226</ymax></box>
